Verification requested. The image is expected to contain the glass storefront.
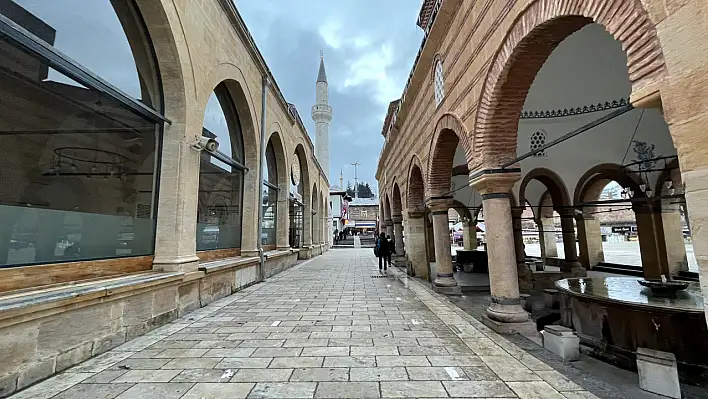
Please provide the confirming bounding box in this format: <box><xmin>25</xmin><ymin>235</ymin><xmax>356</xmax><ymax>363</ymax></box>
<box><xmin>261</xmin><ymin>141</ymin><xmax>277</xmax><ymax>247</ymax></box>
<box><xmin>0</xmin><ymin>1</ymin><xmax>163</xmax><ymax>267</ymax></box>
<box><xmin>196</xmin><ymin>84</ymin><xmax>245</xmax><ymax>251</ymax></box>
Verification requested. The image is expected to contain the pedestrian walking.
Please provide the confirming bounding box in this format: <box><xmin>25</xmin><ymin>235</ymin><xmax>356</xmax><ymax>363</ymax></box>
<box><xmin>387</xmin><ymin>234</ymin><xmax>395</xmax><ymax>268</ymax></box>
<box><xmin>375</xmin><ymin>232</ymin><xmax>390</xmax><ymax>272</ymax></box>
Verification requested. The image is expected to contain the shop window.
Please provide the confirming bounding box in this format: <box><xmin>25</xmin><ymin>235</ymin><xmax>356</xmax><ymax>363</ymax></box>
<box><xmin>196</xmin><ymin>84</ymin><xmax>245</xmax><ymax>251</ymax></box>
<box><xmin>0</xmin><ymin>1</ymin><xmax>162</xmax><ymax>267</ymax></box>
<box><xmin>261</xmin><ymin>140</ymin><xmax>277</xmax><ymax>248</ymax></box>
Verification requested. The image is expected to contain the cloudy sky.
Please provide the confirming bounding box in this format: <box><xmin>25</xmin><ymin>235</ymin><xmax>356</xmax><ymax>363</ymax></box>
<box><xmin>237</xmin><ymin>0</ymin><xmax>424</xmax><ymax>193</ymax></box>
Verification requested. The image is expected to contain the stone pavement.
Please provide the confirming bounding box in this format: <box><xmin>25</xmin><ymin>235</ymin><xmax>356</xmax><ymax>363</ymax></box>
<box><xmin>10</xmin><ymin>249</ymin><xmax>599</xmax><ymax>399</ymax></box>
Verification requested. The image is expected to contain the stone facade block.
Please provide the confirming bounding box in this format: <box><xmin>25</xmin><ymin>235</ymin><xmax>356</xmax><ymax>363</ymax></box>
<box><xmin>542</xmin><ymin>325</ymin><xmax>580</xmax><ymax>361</ymax></box>
<box><xmin>56</xmin><ymin>342</ymin><xmax>94</xmax><ymax>372</ymax></box>
<box><xmin>636</xmin><ymin>347</ymin><xmax>681</xmax><ymax>398</ymax></box>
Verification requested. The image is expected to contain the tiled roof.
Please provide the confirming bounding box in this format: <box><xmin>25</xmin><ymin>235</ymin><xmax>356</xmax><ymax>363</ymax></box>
<box><xmin>349</xmin><ymin>198</ymin><xmax>379</xmax><ymax>206</ymax></box>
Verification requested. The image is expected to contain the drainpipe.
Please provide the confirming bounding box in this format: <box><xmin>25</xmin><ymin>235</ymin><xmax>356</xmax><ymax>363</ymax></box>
<box><xmin>257</xmin><ymin>76</ymin><xmax>270</xmax><ymax>282</ymax></box>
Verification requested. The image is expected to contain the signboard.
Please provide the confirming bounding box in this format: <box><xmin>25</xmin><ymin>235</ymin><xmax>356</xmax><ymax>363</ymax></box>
<box><xmin>612</xmin><ymin>226</ymin><xmax>631</xmax><ymax>234</ymax></box>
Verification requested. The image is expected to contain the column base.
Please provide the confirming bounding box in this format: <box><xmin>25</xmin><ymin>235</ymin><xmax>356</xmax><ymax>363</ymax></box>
<box><xmin>486</xmin><ymin>302</ymin><xmax>529</xmax><ymax>323</ymax></box>
<box><xmin>433</xmin><ymin>284</ymin><xmax>462</xmax><ymax>295</ymax></box>
<box><xmin>481</xmin><ymin>314</ymin><xmax>538</xmax><ymax>336</ymax></box>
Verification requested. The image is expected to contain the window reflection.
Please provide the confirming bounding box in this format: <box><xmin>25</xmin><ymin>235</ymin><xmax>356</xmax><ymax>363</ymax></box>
<box><xmin>262</xmin><ymin>141</ymin><xmax>277</xmax><ymax>247</ymax></box>
<box><xmin>197</xmin><ymin>84</ymin><xmax>244</xmax><ymax>251</ymax></box>
<box><xmin>1</xmin><ymin>0</ymin><xmax>158</xmax><ymax>107</ymax></box>
<box><xmin>0</xmin><ymin>33</ymin><xmax>160</xmax><ymax>267</ymax></box>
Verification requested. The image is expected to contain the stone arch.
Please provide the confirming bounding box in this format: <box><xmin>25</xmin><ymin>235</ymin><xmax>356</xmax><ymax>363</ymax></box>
<box><xmin>202</xmin><ymin>64</ymin><xmax>259</xmax><ymax>171</ymax></box>
<box><xmin>293</xmin><ymin>143</ymin><xmax>312</xmax><ymax>245</ymax></box>
<box><xmin>574</xmin><ymin>163</ymin><xmax>645</xmax><ymax>206</ymax></box>
<box><xmin>451</xmin><ymin>199</ymin><xmax>472</xmax><ymax>221</ymax></box>
<box><xmin>384</xmin><ymin>193</ymin><xmax>392</xmax><ymax>222</ymax></box>
<box><xmin>392</xmin><ymin>182</ymin><xmax>403</xmax><ymax>217</ymax></box>
<box><xmin>519</xmin><ymin>168</ymin><xmax>572</xmax><ymax>211</ymax></box>
<box><xmin>473</xmin><ymin>0</ymin><xmax>667</xmax><ymax>169</ymax></box>
<box><xmin>427</xmin><ymin>113</ymin><xmax>473</xmax><ymax>197</ymax></box>
<box><xmin>265</xmin><ymin>131</ymin><xmax>288</xmax><ymax>191</ymax></box>
<box><xmin>407</xmin><ymin>156</ymin><xmax>426</xmax><ymax>212</ymax></box>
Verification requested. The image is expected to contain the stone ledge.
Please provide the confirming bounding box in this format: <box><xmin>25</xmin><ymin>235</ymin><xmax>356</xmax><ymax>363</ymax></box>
<box><xmin>0</xmin><ymin>272</ymin><xmax>184</xmax><ymax>326</ymax></box>
<box><xmin>198</xmin><ymin>256</ymin><xmax>259</xmax><ymax>274</ymax></box>
<box><xmin>264</xmin><ymin>249</ymin><xmax>293</xmax><ymax>260</ymax></box>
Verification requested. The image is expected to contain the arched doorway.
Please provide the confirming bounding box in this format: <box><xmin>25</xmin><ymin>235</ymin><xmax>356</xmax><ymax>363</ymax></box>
<box><xmin>406</xmin><ymin>159</ymin><xmax>429</xmax><ymax>278</ymax></box>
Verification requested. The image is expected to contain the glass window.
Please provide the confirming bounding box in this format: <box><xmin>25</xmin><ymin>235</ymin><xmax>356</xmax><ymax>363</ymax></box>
<box><xmin>0</xmin><ymin>0</ymin><xmax>159</xmax><ymax>108</ymax></box>
<box><xmin>289</xmin><ymin>152</ymin><xmax>304</xmax><ymax>248</ymax></box>
<box><xmin>196</xmin><ymin>85</ymin><xmax>244</xmax><ymax>251</ymax></box>
<box><xmin>0</xmin><ymin>35</ymin><xmax>160</xmax><ymax>267</ymax></box>
<box><xmin>434</xmin><ymin>59</ymin><xmax>444</xmax><ymax>106</ymax></box>
<box><xmin>261</xmin><ymin>141</ymin><xmax>277</xmax><ymax>247</ymax></box>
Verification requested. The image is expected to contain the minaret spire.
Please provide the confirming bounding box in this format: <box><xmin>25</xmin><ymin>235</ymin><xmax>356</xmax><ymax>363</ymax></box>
<box><xmin>312</xmin><ymin>51</ymin><xmax>332</xmax><ymax>181</ymax></box>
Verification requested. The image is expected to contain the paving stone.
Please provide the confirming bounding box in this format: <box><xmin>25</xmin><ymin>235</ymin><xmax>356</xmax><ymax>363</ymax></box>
<box><xmin>350</xmin><ymin>367</ymin><xmax>408</xmax><ymax>381</ymax></box>
<box><xmin>239</xmin><ymin>339</ymin><xmax>285</xmax><ymax>347</ymax></box>
<box><xmin>309</xmin><ymin>331</ymin><xmax>351</xmax><ymax>339</ymax></box>
<box><xmin>53</xmin><ymin>383</ymin><xmax>134</xmax><ymax>399</ymax></box>
<box><xmin>231</xmin><ymin>368</ymin><xmax>293</xmax><ymax>382</ymax></box>
<box><xmin>379</xmin><ymin>381</ymin><xmax>448</xmax><ymax>397</ymax></box>
<box><xmin>82</xmin><ymin>369</ymin><xmax>128</xmax><ymax>384</ymax></box>
<box><xmin>269</xmin><ymin>357</ymin><xmax>324</xmax><ymax>368</ymax></box>
<box><xmin>283</xmin><ymin>339</ymin><xmax>329</xmax><ymax>347</ymax></box>
<box><xmin>351</xmin><ymin>346</ymin><xmax>399</xmax><ymax>356</ymax></box>
<box><xmin>112</xmin><ymin>369</ymin><xmax>183</xmax><ymax>383</ymax></box>
<box><xmin>506</xmin><ymin>381</ymin><xmax>566</xmax><ymax>398</ymax></box>
<box><xmin>181</xmin><ymin>382</ymin><xmax>255</xmax><ymax>398</ymax></box>
<box><xmin>328</xmin><ymin>338</ymin><xmax>372</xmax><ymax>346</ymax></box>
<box><xmin>443</xmin><ymin>380</ymin><xmax>516</xmax><ymax>397</ymax></box>
<box><xmin>171</xmin><ymin>368</ymin><xmax>232</xmax><ymax>382</ymax></box>
<box><xmin>252</xmin><ymin>347</ymin><xmax>303</xmax><ymax>357</ymax></box>
<box><xmin>153</xmin><ymin>348</ymin><xmax>208</xmax><ymax>358</ymax></box>
<box><xmin>290</xmin><ymin>367</ymin><xmax>349</xmax><ymax>382</ymax></box>
<box><xmin>462</xmin><ymin>365</ymin><xmax>501</xmax><ymax>381</ymax></box>
<box><xmin>128</xmin><ymin>349</ymin><xmax>162</xmax><ymax>359</ymax></box>
<box><xmin>314</xmin><ymin>381</ymin><xmax>380</xmax><ymax>398</ymax></box>
<box><xmin>398</xmin><ymin>346</ymin><xmax>449</xmax><ymax>356</ymax></box>
<box><xmin>301</xmin><ymin>346</ymin><xmax>350</xmax><ymax>357</ymax></box>
<box><xmin>323</xmin><ymin>356</ymin><xmax>376</xmax><ymax>368</ymax></box>
<box><xmin>405</xmin><ymin>366</ymin><xmax>468</xmax><ymax>380</ymax></box>
<box><xmin>216</xmin><ymin>357</ymin><xmax>273</xmax><ymax>369</ymax></box>
<box><xmin>248</xmin><ymin>382</ymin><xmax>317</xmax><ymax>398</ymax></box>
<box><xmin>192</xmin><ymin>340</ymin><xmax>244</xmax><ymax>349</ymax></box>
<box><xmin>376</xmin><ymin>356</ymin><xmax>430</xmax><ymax>367</ymax></box>
<box><xmin>114</xmin><ymin>382</ymin><xmax>193</xmax><ymax>398</ymax></box>
<box><xmin>535</xmin><ymin>370</ymin><xmax>584</xmax><ymax>391</ymax></box>
<box><xmin>427</xmin><ymin>355</ymin><xmax>485</xmax><ymax>367</ymax></box>
<box><xmin>161</xmin><ymin>358</ymin><xmax>221</xmax><ymax>369</ymax></box>
<box><xmin>267</xmin><ymin>332</ymin><xmax>312</xmax><ymax>340</ymax></box>
<box><xmin>203</xmin><ymin>348</ymin><xmax>256</xmax><ymax>357</ymax></box>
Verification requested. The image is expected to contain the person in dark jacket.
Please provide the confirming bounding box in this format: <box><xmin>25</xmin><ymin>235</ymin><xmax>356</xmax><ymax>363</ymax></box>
<box><xmin>376</xmin><ymin>232</ymin><xmax>390</xmax><ymax>271</ymax></box>
<box><xmin>386</xmin><ymin>235</ymin><xmax>395</xmax><ymax>267</ymax></box>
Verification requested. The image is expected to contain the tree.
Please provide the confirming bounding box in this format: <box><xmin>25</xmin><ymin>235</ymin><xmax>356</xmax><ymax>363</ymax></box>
<box><xmin>345</xmin><ymin>181</ymin><xmax>355</xmax><ymax>197</ymax></box>
<box><xmin>357</xmin><ymin>182</ymin><xmax>373</xmax><ymax>198</ymax></box>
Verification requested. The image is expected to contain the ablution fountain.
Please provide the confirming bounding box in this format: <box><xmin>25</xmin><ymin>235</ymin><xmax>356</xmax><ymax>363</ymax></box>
<box><xmin>555</xmin><ymin>275</ymin><xmax>708</xmax><ymax>385</ymax></box>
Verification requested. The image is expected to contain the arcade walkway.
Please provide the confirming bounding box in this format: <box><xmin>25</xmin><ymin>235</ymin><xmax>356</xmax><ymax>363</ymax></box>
<box><xmin>12</xmin><ymin>250</ymin><xmax>603</xmax><ymax>398</ymax></box>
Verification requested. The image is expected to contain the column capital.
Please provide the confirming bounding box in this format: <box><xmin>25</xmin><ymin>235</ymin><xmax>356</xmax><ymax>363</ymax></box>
<box><xmin>391</xmin><ymin>215</ymin><xmax>403</xmax><ymax>224</ymax></box>
<box><xmin>407</xmin><ymin>207</ymin><xmax>425</xmax><ymax>219</ymax></box>
<box><xmin>511</xmin><ymin>207</ymin><xmax>524</xmax><ymax>218</ymax></box>
<box><xmin>469</xmin><ymin>170</ymin><xmax>521</xmax><ymax>196</ymax></box>
<box><xmin>426</xmin><ymin>196</ymin><xmax>453</xmax><ymax>213</ymax></box>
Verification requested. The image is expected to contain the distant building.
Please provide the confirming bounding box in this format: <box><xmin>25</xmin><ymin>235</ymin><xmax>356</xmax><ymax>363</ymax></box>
<box><xmin>346</xmin><ymin>197</ymin><xmax>379</xmax><ymax>232</ymax></box>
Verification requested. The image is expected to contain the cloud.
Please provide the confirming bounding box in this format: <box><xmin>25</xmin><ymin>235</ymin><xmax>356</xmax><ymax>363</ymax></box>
<box><xmin>237</xmin><ymin>0</ymin><xmax>424</xmax><ymax>192</ymax></box>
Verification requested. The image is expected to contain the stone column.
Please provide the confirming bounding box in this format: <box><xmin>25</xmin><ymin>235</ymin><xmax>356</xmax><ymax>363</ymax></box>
<box><xmin>428</xmin><ymin>197</ymin><xmax>460</xmax><ymax>295</ymax></box>
<box><xmin>575</xmin><ymin>212</ymin><xmax>604</xmax><ymax>269</ymax></box>
<box><xmin>152</xmin><ymin>116</ymin><xmax>200</xmax><ymax>272</ymax></box>
<box><xmin>425</xmin><ymin>214</ymin><xmax>436</xmax><ymax>263</ymax></box>
<box><xmin>392</xmin><ymin>214</ymin><xmax>405</xmax><ymax>264</ymax></box>
<box><xmin>406</xmin><ymin>209</ymin><xmax>428</xmax><ymax>278</ymax></box>
<box><xmin>512</xmin><ymin>208</ymin><xmax>532</xmax><ymax>292</ymax></box>
<box><xmin>303</xmin><ymin>200</ymin><xmax>313</xmax><ymax>248</ymax></box>
<box><xmin>539</xmin><ymin>217</ymin><xmax>558</xmax><ymax>258</ymax></box>
<box><xmin>385</xmin><ymin>219</ymin><xmax>394</xmax><ymax>241</ymax></box>
<box><xmin>633</xmin><ymin>202</ymin><xmax>670</xmax><ymax>280</ymax></box>
<box><xmin>470</xmin><ymin>172</ymin><xmax>528</xmax><ymax>324</ymax></box>
<box><xmin>276</xmin><ymin>190</ymin><xmax>290</xmax><ymax>250</ymax></box>
<box><xmin>558</xmin><ymin>209</ymin><xmax>584</xmax><ymax>273</ymax></box>
<box><xmin>463</xmin><ymin>219</ymin><xmax>476</xmax><ymax>250</ymax></box>
<box><xmin>661</xmin><ymin>200</ymin><xmax>688</xmax><ymax>275</ymax></box>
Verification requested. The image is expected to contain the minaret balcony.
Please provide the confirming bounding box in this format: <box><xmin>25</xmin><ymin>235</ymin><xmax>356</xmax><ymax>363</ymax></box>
<box><xmin>311</xmin><ymin>104</ymin><xmax>332</xmax><ymax>121</ymax></box>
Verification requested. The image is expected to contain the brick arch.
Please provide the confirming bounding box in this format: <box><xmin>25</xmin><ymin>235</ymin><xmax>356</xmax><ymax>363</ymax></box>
<box><xmin>407</xmin><ymin>156</ymin><xmax>426</xmax><ymax>211</ymax></box>
<box><xmin>519</xmin><ymin>168</ymin><xmax>572</xmax><ymax>210</ymax></box>
<box><xmin>392</xmin><ymin>182</ymin><xmax>403</xmax><ymax>217</ymax></box>
<box><xmin>427</xmin><ymin>113</ymin><xmax>473</xmax><ymax>197</ymax></box>
<box><xmin>384</xmin><ymin>193</ymin><xmax>392</xmax><ymax>221</ymax></box>
<box><xmin>473</xmin><ymin>0</ymin><xmax>667</xmax><ymax>170</ymax></box>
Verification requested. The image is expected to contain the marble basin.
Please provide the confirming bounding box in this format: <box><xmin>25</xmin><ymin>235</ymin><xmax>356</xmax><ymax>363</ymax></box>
<box><xmin>555</xmin><ymin>277</ymin><xmax>708</xmax><ymax>386</ymax></box>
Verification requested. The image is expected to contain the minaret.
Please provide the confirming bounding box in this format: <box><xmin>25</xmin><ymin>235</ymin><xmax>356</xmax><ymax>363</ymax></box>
<box><xmin>339</xmin><ymin>169</ymin><xmax>344</xmax><ymax>191</ymax></box>
<box><xmin>312</xmin><ymin>51</ymin><xmax>332</xmax><ymax>181</ymax></box>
